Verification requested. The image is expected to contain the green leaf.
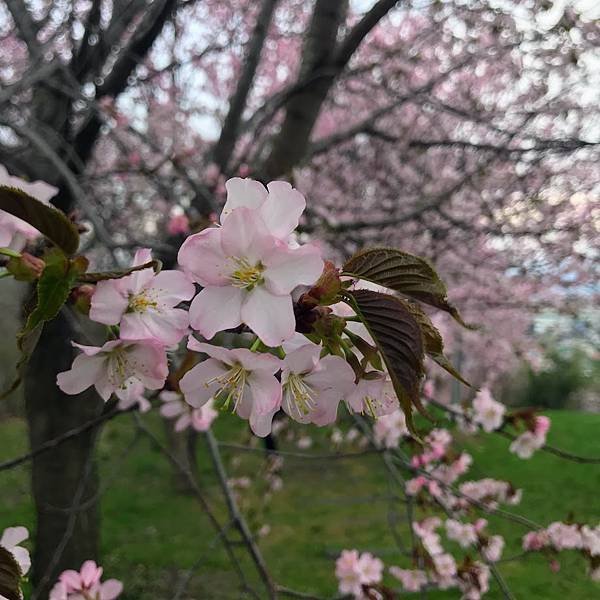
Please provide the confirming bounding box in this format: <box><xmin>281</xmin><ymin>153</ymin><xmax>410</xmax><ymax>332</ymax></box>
<box><xmin>342</xmin><ymin>247</ymin><xmax>473</xmax><ymax>328</ymax></box>
<box><xmin>78</xmin><ymin>259</ymin><xmax>162</xmax><ymax>283</ymax></box>
<box><xmin>401</xmin><ymin>300</ymin><xmax>471</xmax><ymax>387</ymax></box>
<box><xmin>0</xmin><ymin>185</ymin><xmax>80</xmax><ymax>255</ymax></box>
<box><xmin>23</xmin><ymin>249</ymin><xmax>79</xmax><ymax>334</ymax></box>
<box><xmin>0</xmin><ymin>546</ymin><xmax>22</xmax><ymax>600</ymax></box>
<box><xmin>344</xmin><ymin>289</ymin><xmax>427</xmax><ymax>435</ymax></box>
<box><xmin>2</xmin><ymin>249</ymin><xmax>82</xmax><ymax>399</ymax></box>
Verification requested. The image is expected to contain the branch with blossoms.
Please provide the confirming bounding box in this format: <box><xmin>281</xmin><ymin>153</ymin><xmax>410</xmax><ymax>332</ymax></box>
<box><xmin>1</xmin><ymin>172</ymin><xmax>598</xmax><ymax>600</ymax></box>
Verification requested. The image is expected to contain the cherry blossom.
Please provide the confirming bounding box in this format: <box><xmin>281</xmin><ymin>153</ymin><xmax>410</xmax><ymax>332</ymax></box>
<box><xmin>546</xmin><ymin>522</ymin><xmax>583</xmax><ymax>550</ymax></box>
<box><xmin>166</xmin><ymin>213</ymin><xmax>190</xmax><ymax>236</ymax></box>
<box><xmin>90</xmin><ymin>249</ymin><xmax>195</xmax><ymax>345</ymax></box>
<box><xmin>114</xmin><ymin>379</ymin><xmax>151</xmax><ymax>413</ymax></box>
<box><xmin>445</xmin><ymin>519</ymin><xmax>478</xmax><ymax>548</ymax></box>
<box><xmin>281</xmin><ymin>343</ymin><xmax>355</xmax><ymax>426</ymax></box>
<box><xmin>522</xmin><ymin>530</ymin><xmax>550</xmax><ymax>551</ymax></box>
<box><xmin>471</xmin><ymin>388</ymin><xmax>505</xmax><ymax>432</ymax></box>
<box><xmin>180</xmin><ymin>338</ymin><xmax>282</xmax><ymax>436</ymax></box>
<box><xmin>56</xmin><ymin>340</ymin><xmax>168</xmax><ymax>401</ymax></box>
<box><xmin>346</xmin><ymin>374</ymin><xmax>399</xmax><ymax>418</ymax></box>
<box><xmin>509</xmin><ymin>431</ymin><xmax>545</xmax><ymax>459</ymax></box>
<box><xmin>372</xmin><ymin>410</ymin><xmax>409</xmax><ymax>448</ymax></box>
<box><xmin>178</xmin><ymin>199</ymin><xmax>323</xmax><ymax>346</ymax></box>
<box><xmin>482</xmin><ymin>535</ymin><xmax>505</xmax><ymax>562</ymax></box>
<box><xmin>335</xmin><ymin>549</ymin><xmax>383</xmax><ymax>598</ymax></box>
<box><xmin>49</xmin><ymin>560</ymin><xmax>123</xmax><ymax>600</ymax></box>
<box><xmin>0</xmin><ymin>164</ymin><xmax>58</xmax><ymax>249</ymax></box>
<box><xmin>159</xmin><ymin>391</ymin><xmax>218</xmax><ymax>432</ymax></box>
<box><xmin>0</xmin><ymin>526</ymin><xmax>30</xmax><ymax>577</ymax></box>
<box><xmin>433</xmin><ymin>553</ymin><xmax>458</xmax><ymax>579</ymax></box>
<box><xmin>389</xmin><ymin>567</ymin><xmax>428</xmax><ymax>592</ymax></box>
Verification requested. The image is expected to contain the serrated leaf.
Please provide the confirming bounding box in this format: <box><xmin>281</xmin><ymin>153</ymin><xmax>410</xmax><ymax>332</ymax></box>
<box><xmin>0</xmin><ymin>546</ymin><xmax>22</xmax><ymax>600</ymax></box>
<box><xmin>78</xmin><ymin>259</ymin><xmax>162</xmax><ymax>283</ymax></box>
<box><xmin>401</xmin><ymin>300</ymin><xmax>471</xmax><ymax>387</ymax></box>
<box><xmin>342</xmin><ymin>247</ymin><xmax>472</xmax><ymax>328</ymax></box>
<box><xmin>344</xmin><ymin>289</ymin><xmax>426</xmax><ymax>434</ymax></box>
<box><xmin>0</xmin><ymin>185</ymin><xmax>79</xmax><ymax>255</ymax></box>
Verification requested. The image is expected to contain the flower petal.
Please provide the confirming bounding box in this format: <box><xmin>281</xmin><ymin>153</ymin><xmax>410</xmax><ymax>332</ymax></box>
<box><xmin>100</xmin><ymin>579</ymin><xmax>124</xmax><ymax>600</ymax></box>
<box><xmin>188</xmin><ymin>286</ymin><xmax>244</xmax><ymax>339</ymax></box>
<box><xmin>249</xmin><ymin>407</ymin><xmax>279</xmax><ymax>437</ymax></box>
<box><xmin>56</xmin><ymin>354</ymin><xmax>106</xmax><ymax>397</ymax></box>
<box><xmin>148</xmin><ymin>270</ymin><xmax>195</xmax><ymax>304</ymax></box>
<box><xmin>0</xmin><ymin>526</ymin><xmax>28</xmax><ymax>549</ymax></box>
<box><xmin>260</xmin><ymin>181</ymin><xmax>306</xmax><ymax>239</ymax></box>
<box><xmin>263</xmin><ymin>243</ymin><xmax>323</xmax><ymax>295</ymax></box>
<box><xmin>180</xmin><ymin>359</ymin><xmax>228</xmax><ymax>407</ymax></box>
<box><xmin>230</xmin><ymin>347</ymin><xmax>282</xmax><ymax>373</ymax></box>
<box><xmin>246</xmin><ymin>370</ymin><xmax>282</xmax><ymax>415</ymax></box>
<box><xmin>177</xmin><ymin>227</ymin><xmax>230</xmax><ymax>286</ymax></box>
<box><xmin>221</xmin><ymin>177</ymin><xmax>267</xmax><ymax>222</ymax></box>
<box><xmin>89</xmin><ymin>280</ymin><xmax>128</xmax><ymax>325</ymax></box>
<box><xmin>220</xmin><ymin>207</ymin><xmax>275</xmax><ymax>263</ymax></box>
<box><xmin>241</xmin><ymin>286</ymin><xmax>294</xmax><ymax>347</ymax></box>
<box><xmin>283</xmin><ymin>343</ymin><xmax>321</xmax><ymax>375</ymax></box>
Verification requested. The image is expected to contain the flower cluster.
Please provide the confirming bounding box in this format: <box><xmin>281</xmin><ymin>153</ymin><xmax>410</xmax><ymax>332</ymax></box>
<box><xmin>389</xmin><ymin>517</ymin><xmax>499</xmax><ymax>599</ymax></box>
<box><xmin>57</xmin><ymin>179</ymin><xmax>391</xmax><ymax>436</ymax></box>
<box><xmin>335</xmin><ymin>549</ymin><xmax>383</xmax><ymax>598</ymax></box>
<box><xmin>49</xmin><ymin>561</ymin><xmax>123</xmax><ymax>600</ymax></box>
<box><xmin>522</xmin><ymin>522</ymin><xmax>600</xmax><ymax>580</ymax></box>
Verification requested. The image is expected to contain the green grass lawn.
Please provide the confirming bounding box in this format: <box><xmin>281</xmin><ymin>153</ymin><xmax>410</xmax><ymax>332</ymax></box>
<box><xmin>1</xmin><ymin>409</ymin><xmax>599</xmax><ymax>599</ymax></box>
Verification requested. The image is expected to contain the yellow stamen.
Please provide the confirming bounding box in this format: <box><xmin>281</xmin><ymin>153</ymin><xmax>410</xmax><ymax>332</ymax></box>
<box><xmin>230</xmin><ymin>257</ymin><xmax>264</xmax><ymax>290</ymax></box>
<box><xmin>285</xmin><ymin>373</ymin><xmax>316</xmax><ymax>418</ymax></box>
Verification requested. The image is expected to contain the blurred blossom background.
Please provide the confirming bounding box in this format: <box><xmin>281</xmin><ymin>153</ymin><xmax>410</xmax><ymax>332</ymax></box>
<box><xmin>0</xmin><ymin>0</ymin><xmax>598</xmax><ymax>598</ymax></box>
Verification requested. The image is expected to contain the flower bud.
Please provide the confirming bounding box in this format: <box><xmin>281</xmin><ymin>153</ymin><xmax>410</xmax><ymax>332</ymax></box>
<box><xmin>6</xmin><ymin>252</ymin><xmax>45</xmax><ymax>281</ymax></box>
<box><xmin>70</xmin><ymin>284</ymin><xmax>95</xmax><ymax>315</ymax></box>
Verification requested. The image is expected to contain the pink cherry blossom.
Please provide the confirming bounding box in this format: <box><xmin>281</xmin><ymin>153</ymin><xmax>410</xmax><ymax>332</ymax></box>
<box><xmin>0</xmin><ymin>526</ymin><xmax>30</xmax><ymax>576</ymax></box>
<box><xmin>389</xmin><ymin>567</ymin><xmax>428</xmax><ymax>592</ymax></box>
<box><xmin>115</xmin><ymin>378</ymin><xmax>151</xmax><ymax>413</ymax></box>
<box><xmin>90</xmin><ymin>248</ymin><xmax>195</xmax><ymax>345</ymax></box>
<box><xmin>346</xmin><ymin>373</ymin><xmax>399</xmax><ymax>418</ymax></box>
<box><xmin>509</xmin><ymin>430</ymin><xmax>545</xmax><ymax>459</ymax></box>
<box><xmin>178</xmin><ymin>205</ymin><xmax>323</xmax><ymax>346</ymax></box>
<box><xmin>546</xmin><ymin>522</ymin><xmax>583</xmax><ymax>550</ymax></box>
<box><xmin>159</xmin><ymin>391</ymin><xmax>218</xmax><ymax>432</ymax></box>
<box><xmin>482</xmin><ymin>535</ymin><xmax>505</xmax><ymax>562</ymax></box>
<box><xmin>471</xmin><ymin>388</ymin><xmax>505</xmax><ymax>432</ymax></box>
<box><xmin>180</xmin><ymin>338</ymin><xmax>282</xmax><ymax>437</ymax></box>
<box><xmin>357</xmin><ymin>552</ymin><xmax>384</xmax><ymax>585</ymax></box>
<box><xmin>0</xmin><ymin>164</ymin><xmax>58</xmax><ymax>249</ymax></box>
<box><xmin>534</xmin><ymin>415</ymin><xmax>551</xmax><ymax>436</ymax></box>
<box><xmin>57</xmin><ymin>340</ymin><xmax>168</xmax><ymax>401</ymax></box>
<box><xmin>433</xmin><ymin>553</ymin><xmax>457</xmax><ymax>578</ymax></box>
<box><xmin>49</xmin><ymin>560</ymin><xmax>123</xmax><ymax>600</ymax></box>
<box><xmin>335</xmin><ymin>550</ymin><xmax>363</xmax><ymax>596</ymax></box>
<box><xmin>373</xmin><ymin>410</ymin><xmax>409</xmax><ymax>448</ymax></box>
<box><xmin>522</xmin><ymin>530</ymin><xmax>550</xmax><ymax>551</ymax></box>
<box><xmin>445</xmin><ymin>519</ymin><xmax>478</xmax><ymax>548</ymax></box>
<box><xmin>335</xmin><ymin>549</ymin><xmax>383</xmax><ymax>598</ymax></box>
<box><xmin>281</xmin><ymin>343</ymin><xmax>355</xmax><ymax>426</ymax></box>
<box><xmin>167</xmin><ymin>213</ymin><xmax>190</xmax><ymax>236</ymax></box>
<box><xmin>581</xmin><ymin>525</ymin><xmax>600</xmax><ymax>556</ymax></box>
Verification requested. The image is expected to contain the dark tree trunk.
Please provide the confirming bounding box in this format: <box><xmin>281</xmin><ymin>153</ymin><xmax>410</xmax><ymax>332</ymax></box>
<box><xmin>25</xmin><ymin>312</ymin><xmax>103</xmax><ymax>598</ymax></box>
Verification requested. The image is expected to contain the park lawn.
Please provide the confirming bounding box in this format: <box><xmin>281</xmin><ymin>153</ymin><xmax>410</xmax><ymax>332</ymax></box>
<box><xmin>1</xmin><ymin>409</ymin><xmax>599</xmax><ymax>599</ymax></box>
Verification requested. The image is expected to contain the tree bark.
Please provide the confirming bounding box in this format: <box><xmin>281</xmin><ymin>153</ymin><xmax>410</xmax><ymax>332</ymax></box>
<box><xmin>25</xmin><ymin>312</ymin><xmax>104</xmax><ymax>598</ymax></box>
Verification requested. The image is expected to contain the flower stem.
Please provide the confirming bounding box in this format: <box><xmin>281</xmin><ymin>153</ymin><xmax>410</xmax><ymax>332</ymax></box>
<box><xmin>0</xmin><ymin>247</ymin><xmax>21</xmax><ymax>259</ymax></box>
<box><xmin>250</xmin><ymin>337</ymin><xmax>262</xmax><ymax>352</ymax></box>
